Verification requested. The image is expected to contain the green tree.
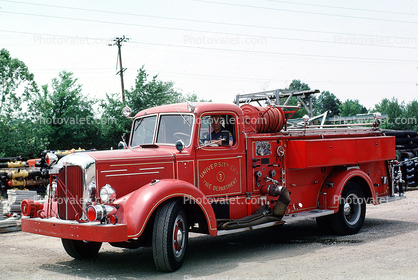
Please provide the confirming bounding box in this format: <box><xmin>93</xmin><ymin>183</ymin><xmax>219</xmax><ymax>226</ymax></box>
<box><xmin>0</xmin><ymin>48</ymin><xmax>37</xmax><ymax>117</ymax></box>
<box><xmin>284</xmin><ymin>79</ymin><xmax>313</xmax><ymax>118</ymax></box>
<box><xmin>99</xmin><ymin>66</ymin><xmax>190</xmax><ymax>149</ymax></box>
<box><xmin>314</xmin><ymin>91</ymin><xmax>341</xmax><ymax>117</ymax></box>
<box><xmin>287</xmin><ymin>80</ymin><xmax>310</xmax><ymax>91</ymax></box>
<box><xmin>405</xmin><ymin>100</ymin><xmax>418</xmax><ymax>131</ymax></box>
<box><xmin>0</xmin><ymin>49</ymin><xmax>47</xmax><ymax>158</ymax></box>
<box><xmin>127</xmin><ymin>66</ymin><xmax>183</xmax><ymax>113</ymax></box>
<box><xmin>0</xmin><ymin>117</ymin><xmax>48</xmax><ymax>159</ymax></box>
<box><xmin>339</xmin><ymin>99</ymin><xmax>368</xmax><ymax>117</ymax></box>
<box><xmin>30</xmin><ymin>71</ymin><xmax>99</xmax><ymax>150</ymax></box>
<box><xmin>373</xmin><ymin>97</ymin><xmax>407</xmax><ymax>130</ymax></box>
<box><xmin>181</xmin><ymin>92</ymin><xmax>211</xmax><ymax>103</ymax></box>
<box><xmin>97</xmin><ymin>92</ymin><xmax>131</xmax><ymax>150</ymax></box>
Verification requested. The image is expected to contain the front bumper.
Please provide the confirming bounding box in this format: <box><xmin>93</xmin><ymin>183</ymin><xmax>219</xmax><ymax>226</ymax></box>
<box><xmin>21</xmin><ymin>216</ymin><xmax>128</xmax><ymax>242</ymax></box>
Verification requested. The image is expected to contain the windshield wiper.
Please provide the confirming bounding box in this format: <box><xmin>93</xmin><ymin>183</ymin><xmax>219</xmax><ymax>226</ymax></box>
<box><xmin>177</xmin><ymin>110</ymin><xmax>191</xmax><ymax>127</ymax></box>
<box><xmin>134</xmin><ymin>118</ymin><xmax>143</xmax><ymax>131</ymax></box>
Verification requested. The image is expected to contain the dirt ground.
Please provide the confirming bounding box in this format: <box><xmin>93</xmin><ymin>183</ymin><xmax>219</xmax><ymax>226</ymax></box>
<box><xmin>1</xmin><ymin>190</ymin><xmax>418</xmax><ymax>280</ymax></box>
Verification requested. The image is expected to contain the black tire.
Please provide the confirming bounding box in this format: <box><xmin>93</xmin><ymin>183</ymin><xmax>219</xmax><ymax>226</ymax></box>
<box><xmin>383</xmin><ymin>130</ymin><xmax>409</xmax><ymax>137</ymax></box>
<box><xmin>408</xmin><ymin>131</ymin><xmax>418</xmax><ymax>137</ymax></box>
<box><xmin>401</xmin><ymin>152</ymin><xmax>415</xmax><ymax>161</ymax></box>
<box><xmin>396</xmin><ymin>138</ymin><xmax>413</xmax><ymax>145</ymax></box>
<box><xmin>329</xmin><ymin>182</ymin><xmax>366</xmax><ymax>235</ymax></box>
<box><xmin>61</xmin><ymin>239</ymin><xmax>102</xmax><ymax>259</ymax></box>
<box><xmin>152</xmin><ymin>200</ymin><xmax>188</xmax><ymax>272</ymax></box>
<box><xmin>316</xmin><ymin>215</ymin><xmax>334</xmax><ymax>234</ymax></box>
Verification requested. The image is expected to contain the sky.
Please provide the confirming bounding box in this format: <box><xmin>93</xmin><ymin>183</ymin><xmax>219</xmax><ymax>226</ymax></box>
<box><xmin>1</xmin><ymin>0</ymin><xmax>418</xmax><ymax>110</ymax></box>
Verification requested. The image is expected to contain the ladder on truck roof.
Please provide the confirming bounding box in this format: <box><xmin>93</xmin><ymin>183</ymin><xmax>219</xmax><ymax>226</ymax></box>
<box><xmin>235</xmin><ymin>89</ymin><xmax>385</xmax><ymax>133</ymax></box>
<box><xmin>234</xmin><ymin>89</ymin><xmax>320</xmax><ymax>118</ymax></box>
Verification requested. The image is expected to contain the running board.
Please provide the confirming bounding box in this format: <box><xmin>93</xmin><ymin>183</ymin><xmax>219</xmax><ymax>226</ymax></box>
<box><xmin>217</xmin><ymin>221</ymin><xmax>285</xmax><ymax>236</ymax></box>
<box><xmin>282</xmin><ymin>209</ymin><xmax>335</xmax><ymax>224</ymax></box>
<box><xmin>216</xmin><ymin>209</ymin><xmax>334</xmax><ymax>236</ymax></box>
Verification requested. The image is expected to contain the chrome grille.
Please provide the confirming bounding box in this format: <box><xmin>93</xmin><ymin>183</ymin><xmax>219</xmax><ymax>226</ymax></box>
<box><xmin>57</xmin><ymin>165</ymin><xmax>83</xmax><ymax>220</ymax></box>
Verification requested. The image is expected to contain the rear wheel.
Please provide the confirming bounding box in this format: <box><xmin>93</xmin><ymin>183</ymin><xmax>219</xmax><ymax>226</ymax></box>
<box><xmin>152</xmin><ymin>200</ymin><xmax>188</xmax><ymax>272</ymax></box>
<box><xmin>316</xmin><ymin>215</ymin><xmax>334</xmax><ymax>234</ymax></box>
<box><xmin>61</xmin><ymin>239</ymin><xmax>102</xmax><ymax>259</ymax></box>
<box><xmin>330</xmin><ymin>182</ymin><xmax>366</xmax><ymax>235</ymax></box>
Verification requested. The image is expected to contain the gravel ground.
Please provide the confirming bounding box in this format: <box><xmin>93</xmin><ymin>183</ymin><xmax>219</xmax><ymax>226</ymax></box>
<box><xmin>1</xmin><ymin>190</ymin><xmax>418</xmax><ymax>280</ymax></box>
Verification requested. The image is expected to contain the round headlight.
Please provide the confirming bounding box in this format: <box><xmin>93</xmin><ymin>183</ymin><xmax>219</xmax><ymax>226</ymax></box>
<box><xmin>100</xmin><ymin>184</ymin><xmax>116</xmax><ymax>204</ymax></box>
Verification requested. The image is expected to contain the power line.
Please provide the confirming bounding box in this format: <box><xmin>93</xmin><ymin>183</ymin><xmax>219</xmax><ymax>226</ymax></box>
<box><xmin>23</xmin><ymin>65</ymin><xmax>415</xmax><ymax>85</ymax></box>
<box><xmin>194</xmin><ymin>0</ymin><xmax>418</xmax><ymax>25</ymax></box>
<box><xmin>263</xmin><ymin>0</ymin><xmax>418</xmax><ymax>16</ymax></box>
<box><xmin>1</xmin><ymin>0</ymin><xmax>417</xmax><ymax>41</ymax></box>
<box><xmin>128</xmin><ymin>40</ymin><xmax>418</xmax><ymax>63</ymax></box>
<box><xmin>1</xmin><ymin>29</ymin><xmax>417</xmax><ymax>63</ymax></box>
<box><xmin>4</xmin><ymin>0</ymin><xmax>414</xmax><ymax>17</ymax></box>
<box><xmin>1</xmin><ymin>11</ymin><xmax>417</xmax><ymax>51</ymax></box>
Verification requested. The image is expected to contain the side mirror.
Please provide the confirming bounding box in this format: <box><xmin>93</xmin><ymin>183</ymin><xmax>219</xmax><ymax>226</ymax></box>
<box><xmin>118</xmin><ymin>133</ymin><xmax>128</xmax><ymax>149</ymax></box>
<box><xmin>221</xmin><ymin>130</ymin><xmax>229</xmax><ymax>146</ymax></box>
<box><xmin>122</xmin><ymin>106</ymin><xmax>133</xmax><ymax>118</ymax></box>
<box><xmin>118</xmin><ymin>141</ymin><xmax>127</xmax><ymax>149</ymax></box>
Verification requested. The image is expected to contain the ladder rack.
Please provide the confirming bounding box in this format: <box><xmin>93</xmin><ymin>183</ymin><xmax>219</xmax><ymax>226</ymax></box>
<box><xmin>235</xmin><ymin>89</ymin><xmax>320</xmax><ymax>117</ymax></box>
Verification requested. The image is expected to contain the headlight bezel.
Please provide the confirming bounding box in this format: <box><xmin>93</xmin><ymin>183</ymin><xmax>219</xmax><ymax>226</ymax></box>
<box><xmin>100</xmin><ymin>184</ymin><xmax>116</xmax><ymax>204</ymax></box>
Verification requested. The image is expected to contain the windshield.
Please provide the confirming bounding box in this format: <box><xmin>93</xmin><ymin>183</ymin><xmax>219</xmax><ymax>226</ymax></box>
<box><xmin>131</xmin><ymin>114</ymin><xmax>194</xmax><ymax>147</ymax></box>
<box><xmin>156</xmin><ymin>114</ymin><xmax>193</xmax><ymax>146</ymax></box>
<box><xmin>131</xmin><ymin>115</ymin><xmax>157</xmax><ymax>147</ymax></box>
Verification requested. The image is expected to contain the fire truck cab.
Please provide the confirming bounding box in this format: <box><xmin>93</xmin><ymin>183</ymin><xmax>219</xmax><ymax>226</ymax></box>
<box><xmin>21</xmin><ymin>90</ymin><xmax>404</xmax><ymax>272</ymax></box>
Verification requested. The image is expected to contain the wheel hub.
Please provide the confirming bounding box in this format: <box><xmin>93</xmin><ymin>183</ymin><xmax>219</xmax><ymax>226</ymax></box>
<box><xmin>176</xmin><ymin>227</ymin><xmax>183</xmax><ymax>247</ymax></box>
<box><xmin>173</xmin><ymin>217</ymin><xmax>185</xmax><ymax>255</ymax></box>
<box><xmin>343</xmin><ymin>193</ymin><xmax>361</xmax><ymax>226</ymax></box>
<box><xmin>344</xmin><ymin>203</ymin><xmax>351</xmax><ymax>215</ymax></box>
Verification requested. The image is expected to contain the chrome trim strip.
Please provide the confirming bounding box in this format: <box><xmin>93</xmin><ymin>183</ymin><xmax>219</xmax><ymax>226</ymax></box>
<box><xmin>100</xmin><ymin>169</ymin><xmax>128</xmax><ymax>173</ymax></box>
<box><xmin>139</xmin><ymin>167</ymin><xmax>164</xmax><ymax>171</ymax></box>
<box><xmin>105</xmin><ymin>171</ymin><xmax>160</xmax><ymax>177</ymax></box>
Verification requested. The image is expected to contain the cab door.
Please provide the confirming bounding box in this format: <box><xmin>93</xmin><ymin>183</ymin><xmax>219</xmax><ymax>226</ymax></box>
<box><xmin>195</xmin><ymin>112</ymin><xmax>247</xmax><ymax>220</ymax></box>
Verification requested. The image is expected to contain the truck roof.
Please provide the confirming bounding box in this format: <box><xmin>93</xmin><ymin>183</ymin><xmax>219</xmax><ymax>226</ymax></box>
<box><xmin>134</xmin><ymin>102</ymin><xmax>243</xmax><ymax>118</ymax></box>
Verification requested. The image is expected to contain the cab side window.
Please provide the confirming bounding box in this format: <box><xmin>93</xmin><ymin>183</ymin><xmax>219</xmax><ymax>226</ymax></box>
<box><xmin>199</xmin><ymin>114</ymin><xmax>235</xmax><ymax>147</ymax></box>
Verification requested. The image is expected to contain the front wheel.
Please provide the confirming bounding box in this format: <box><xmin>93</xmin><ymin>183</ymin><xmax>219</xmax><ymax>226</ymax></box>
<box><xmin>330</xmin><ymin>182</ymin><xmax>366</xmax><ymax>235</ymax></box>
<box><xmin>61</xmin><ymin>239</ymin><xmax>102</xmax><ymax>259</ymax></box>
<box><xmin>152</xmin><ymin>200</ymin><xmax>188</xmax><ymax>272</ymax></box>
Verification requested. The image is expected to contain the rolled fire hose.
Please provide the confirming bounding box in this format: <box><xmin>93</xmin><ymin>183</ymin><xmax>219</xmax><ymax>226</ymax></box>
<box><xmin>217</xmin><ymin>188</ymin><xmax>291</xmax><ymax>230</ymax></box>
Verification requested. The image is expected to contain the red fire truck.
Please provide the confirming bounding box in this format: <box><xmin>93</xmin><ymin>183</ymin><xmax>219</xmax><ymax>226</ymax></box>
<box><xmin>21</xmin><ymin>89</ymin><xmax>405</xmax><ymax>272</ymax></box>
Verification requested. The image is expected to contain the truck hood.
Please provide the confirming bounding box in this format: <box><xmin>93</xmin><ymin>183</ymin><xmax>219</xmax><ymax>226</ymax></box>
<box><xmin>85</xmin><ymin>147</ymin><xmax>175</xmax><ymax>162</ymax></box>
<box><xmin>86</xmin><ymin>148</ymin><xmax>177</xmax><ymax>198</ymax></box>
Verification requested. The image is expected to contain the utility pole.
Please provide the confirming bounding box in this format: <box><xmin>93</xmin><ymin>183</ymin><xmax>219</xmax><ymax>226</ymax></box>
<box><xmin>109</xmin><ymin>35</ymin><xmax>129</xmax><ymax>104</ymax></box>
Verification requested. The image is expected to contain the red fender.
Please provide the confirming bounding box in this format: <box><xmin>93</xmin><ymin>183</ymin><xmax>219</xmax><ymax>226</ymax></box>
<box><xmin>115</xmin><ymin>179</ymin><xmax>217</xmax><ymax>238</ymax></box>
<box><xmin>319</xmin><ymin>168</ymin><xmax>376</xmax><ymax>211</ymax></box>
